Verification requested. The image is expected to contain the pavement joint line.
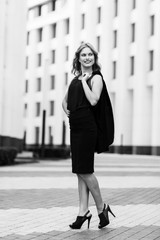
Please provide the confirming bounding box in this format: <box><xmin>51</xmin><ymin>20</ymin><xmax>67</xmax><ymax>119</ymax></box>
<box><xmin>1</xmin><ymin>154</ymin><xmax>160</xmax><ymax>239</ymax></box>
<box><xmin>0</xmin><ymin>176</ymin><xmax>160</xmax><ymax>189</ymax></box>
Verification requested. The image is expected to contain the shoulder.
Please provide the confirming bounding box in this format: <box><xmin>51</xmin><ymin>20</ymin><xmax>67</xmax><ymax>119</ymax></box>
<box><xmin>91</xmin><ymin>73</ymin><xmax>103</xmax><ymax>86</ymax></box>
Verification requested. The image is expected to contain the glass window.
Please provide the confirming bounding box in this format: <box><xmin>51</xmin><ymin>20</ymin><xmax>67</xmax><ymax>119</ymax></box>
<box><xmin>51</xmin><ymin>50</ymin><xmax>56</xmax><ymax>63</ymax></box>
<box><xmin>97</xmin><ymin>36</ymin><xmax>101</xmax><ymax>52</ymax></box>
<box><xmin>130</xmin><ymin>56</ymin><xmax>135</xmax><ymax>75</ymax></box>
<box><xmin>149</xmin><ymin>50</ymin><xmax>154</xmax><ymax>71</ymax></box>
<box><xmin>26</xmin><ymin>56</ymin><xmax>29</xmax><ymax>69</ymax></box>
<box><xmin>113</xmin><ymin>30</ymin><xmax>117</xmax><ymax>48</ymax></box>
<box><xmin>48</xmin><ymin>126</ymin><xmax>53</xmax><ymax>145</ymax></box>
<box><xmin>132</xmin><ymin>0</ymin><xmax>136</xmax><ymax>9</ymax></box>
<box><xmin>24</xmin><ymin>103</ymin><xmax>28</xmax><ymax>117</ymax></box>
<box><xmin>131</xmin><ymin>23</ymin><xmax>135</xmax><ymax>42</ymax></box>
<box><xmin>65</xmin><ymin>18</ymin><xmax>70</xmax><ymax>34</ymax></box>
<box><xmin>37</xmin><ymin>53</ymin><xmax>42</xmax><ymax>66</ymax></box>
<box><xmin>51</xmin><ymin>23</ymin><xmax>56</xmax><ymax>38</ymax></box>
<box><xmin>49</xmin><ymin>0</ymin><xmax>56</xmax><ymax>11</ymax></box>
<box><xmin>65</xmin><ymin>72</ymin><xmax>68</xmax><ymax>86</ymax></box>
<box><xmin>50</xmin><ymin>101</ymin><xmax>54</xmax><ymax>116</ymax></box>
<box><xmin>38</xmin><ymin>28</ymin><xmax>43</xmax><ymax>42</ymax></box>
<box><xmin>35</xmin><ymin>127</ymin><xmax>40</xmax><ymax>144</ymax></box>
<box><xmin>113</xmin><ymin>61</ymin><xmax>117</xmax><ymax>79</ymax></box>
<box><xmin>37</xmin><ymin>5</ymin><xmax>42</xmax><ymax>16</ymax></box>
<box><xmin>65</xmin><ymin>46</ymin><xmax>69</xmax><ymax>61</ymax></box>
<box><xmin>27</xmin><ymin>32</ymin><xmax>30</xmax><ymax>45</ymax></box>
<box><xmin>51</xmin><ymin>75</ymin><xmax>55</xmax><ymax>89</ymax></box>
<box><xmin>114</xmin><ymin>0</ymin><xmax>118</xmax><ymax>17</ymax></box>
<box><xmin>97</xmin><ymin>7</ymin><xmax>101</xmax><ymax>24</ymax></box>
<box><xmin>37</xmin><ymin>78</ymin><xmax>41</xmax><ymax>91</ymax></box>
<box><xmin>81</xmin><ymin>13</ymin><xmax>85</xmax><ymax>29</ymax></box>
<box><xmin>36</xmin><ymin>102</ymin><xmax>41</xmax><ymax>116</ymax></box>
<box><xmin>25</xmin><ymin>80</ymin><xmax>28</xmax><ymax>93</ymax></box>
<box><xmin>150</xmin><ymin>15</ymin><xmax>155</xmax><ymax>36</ymax></box>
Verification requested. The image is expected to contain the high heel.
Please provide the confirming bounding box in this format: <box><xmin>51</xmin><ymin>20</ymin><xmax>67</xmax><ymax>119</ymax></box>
<box><xmin>69</xmin><ymin>210</ymin><xmax>92</xmax><ymax>229</ymax></box>
<box><xmin>98</xmin><ymin>204</ymin><xmax>116</xmax><ymax>229</ymax></box>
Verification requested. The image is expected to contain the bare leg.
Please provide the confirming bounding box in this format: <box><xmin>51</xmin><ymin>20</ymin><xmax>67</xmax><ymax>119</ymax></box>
<box><xmin>79</xmin><ymin>173</ymin><xmax>104</xmax><ymax>215</ymax></box>
<box><xmin>77</xmin><ymin>174</ymin><xmax>90</xmax><ymax>216</ymax></box>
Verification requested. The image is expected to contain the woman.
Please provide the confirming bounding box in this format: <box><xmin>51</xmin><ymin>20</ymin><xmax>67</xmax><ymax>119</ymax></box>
<box><xmin>62</xmin><ymin>42</ymin><xmax>115</xmax><ymax>229</ymax></box>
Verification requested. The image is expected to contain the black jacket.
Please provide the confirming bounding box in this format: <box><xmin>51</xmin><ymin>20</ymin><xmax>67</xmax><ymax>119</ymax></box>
<box><xmin>89</xmin><ymin>71</ymin><xmax>114</xmax><ymax>153</ymax></box>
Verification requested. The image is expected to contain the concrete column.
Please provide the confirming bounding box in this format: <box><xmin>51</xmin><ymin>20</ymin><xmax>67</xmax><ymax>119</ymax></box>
<box><xmin>54</xmin><ymin>19</ymin><xmax>65</xmax><ymax>144</ymax></box>
<box><xmin>114</xmin><ymin>0</ymin><xmax>132</xmax><ymax>147</ymax></box>
<box><xmin>132</xmin><ymin>0</ymin><xmax>152</xmax><ymax>150</ymax></box>
<box><xmin>151</xmin><ymin>0</ymin><xmax>160</xmax><ymax>154</ymax></box>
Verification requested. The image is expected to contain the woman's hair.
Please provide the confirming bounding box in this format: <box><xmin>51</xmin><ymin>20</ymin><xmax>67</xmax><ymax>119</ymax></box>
<box><xmin>71</xmin><ymin>42</ymin><xmax>101</xmax><ymax>76</ymax></box>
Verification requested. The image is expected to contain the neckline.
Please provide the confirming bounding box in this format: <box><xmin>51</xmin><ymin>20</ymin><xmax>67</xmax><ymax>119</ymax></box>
<box><xmin>77</xmin><ymin>73</ymin><xmax>93</xmax><ymax>81</ymax></box>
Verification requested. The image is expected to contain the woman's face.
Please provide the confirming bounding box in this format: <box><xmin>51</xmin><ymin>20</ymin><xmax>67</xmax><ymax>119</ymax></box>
<box><xmin>79</xmin><ymin>47</ymin><xmax>95</xmax><ymax>69</ymax></box>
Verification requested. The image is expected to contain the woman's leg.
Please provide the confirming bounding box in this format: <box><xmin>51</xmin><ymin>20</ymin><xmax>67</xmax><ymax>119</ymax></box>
<box><xmin>77</xmin><ymin>174</ymin><xmax>90</xmax><ymax>216</ymax></box>
<box><xmin>79</xmin><ymin>173</ymin><xmax>104</xmax><ymax>215</ymax></box>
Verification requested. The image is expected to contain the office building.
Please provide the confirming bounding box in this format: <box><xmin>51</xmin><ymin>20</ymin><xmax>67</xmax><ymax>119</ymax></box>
<box><xmin>25</xmin><ymin>0</ymin><xmax>160</xmax><ymax>155</ymax></box>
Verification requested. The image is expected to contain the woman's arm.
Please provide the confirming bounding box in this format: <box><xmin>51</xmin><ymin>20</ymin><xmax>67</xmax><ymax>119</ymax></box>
<box><xmin>62</xmin><ymin>90</ymin><xmax>70</xmax><ymax>117</ymax></box>
<box><xmin>81</xmin><ymin>74</ymin><xmax>103</xmax><ymax>106</ymax></box>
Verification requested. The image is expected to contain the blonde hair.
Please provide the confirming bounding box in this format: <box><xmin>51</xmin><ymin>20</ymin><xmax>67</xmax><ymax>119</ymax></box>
<box><xmin>72</xmin><ymin>42</ymin><xmax>101</xmax><ymax>76</ymax></box>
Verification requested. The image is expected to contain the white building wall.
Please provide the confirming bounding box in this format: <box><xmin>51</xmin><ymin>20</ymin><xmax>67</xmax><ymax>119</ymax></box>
<box><xmin>0</xmin><ymin>0</ymin><xmax>26</xmax><ymax>146</ymax></box>
<box><xmin>25</xmin><ymin>0</ymin><xmax>160</xmax><ymax>154</ymax></box>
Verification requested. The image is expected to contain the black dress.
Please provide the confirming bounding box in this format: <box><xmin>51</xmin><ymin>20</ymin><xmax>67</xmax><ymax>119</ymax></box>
<box><xmin>67</xmin><ymin>76</ymin><xmax>97</xmax><ymax>174</ymax></box>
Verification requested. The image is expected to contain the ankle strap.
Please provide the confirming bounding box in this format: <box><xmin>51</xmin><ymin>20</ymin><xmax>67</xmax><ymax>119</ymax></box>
<box><xmin>84</xmin><ymin>210</ymin><xmax>90</xmax><ymax>216</ymax></box>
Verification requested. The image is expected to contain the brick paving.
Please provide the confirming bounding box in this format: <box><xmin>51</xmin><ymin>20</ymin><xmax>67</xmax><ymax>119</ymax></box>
<box><xmin>0</xmin><ymin>153</ymin><xmax>160</xmax><ymax>240</ymax></box>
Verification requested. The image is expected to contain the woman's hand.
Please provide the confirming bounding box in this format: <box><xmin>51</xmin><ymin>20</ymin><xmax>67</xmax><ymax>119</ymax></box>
<box><xmin>81</xmin><ymin>74</ymin><xmax>103</xmax><ymax>106</ymax></box>
<box><xmin>82</xmin><ymin>72</ymin><xmax>92</xmax><ymax>81</ymax></box>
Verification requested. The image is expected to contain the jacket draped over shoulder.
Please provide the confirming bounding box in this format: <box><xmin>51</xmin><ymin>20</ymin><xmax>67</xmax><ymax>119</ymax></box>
<box><xmin>89</xmin><ymin>71</ymin><xmax>114</xmax><ymax>153</ymax></box>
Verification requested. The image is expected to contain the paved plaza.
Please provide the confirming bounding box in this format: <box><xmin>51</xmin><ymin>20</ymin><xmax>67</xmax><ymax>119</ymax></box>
<box><xmin>0</xmin><ymin>153</ymin><xmax>160</xmax><ymax>240</ymax></box>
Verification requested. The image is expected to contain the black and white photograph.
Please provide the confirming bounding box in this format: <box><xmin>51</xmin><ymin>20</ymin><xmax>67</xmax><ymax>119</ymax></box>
<box><xmin>0</xmin><ymin>0</ymin><xmax>160</xmax><ymax>239</ymax></box>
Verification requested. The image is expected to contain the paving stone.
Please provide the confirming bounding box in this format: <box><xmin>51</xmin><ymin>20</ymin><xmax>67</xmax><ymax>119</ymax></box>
<box><xmin>1</xmin><ymin>154</ymin><xmax>160</xmax><ymax>239</ymax></box>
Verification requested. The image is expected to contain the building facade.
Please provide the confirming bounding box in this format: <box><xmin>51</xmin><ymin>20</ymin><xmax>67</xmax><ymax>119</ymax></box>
<box><xmin>0</xmin><ymin>0</ymin><xmax>26</xmax><ymax>150</ymax></box>
<box><xmin>25</xmin><ymin>0</ymin><xmax>160</xmax><ymax>155</ymax></box>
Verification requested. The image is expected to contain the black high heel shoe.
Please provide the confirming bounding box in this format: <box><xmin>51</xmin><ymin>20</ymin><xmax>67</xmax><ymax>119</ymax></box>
<box><xmin>98</xmin><ymin>204</ymin><xmax>116</xmax><ymax>229</ymax></box>
<box><xmin>69</xmin><ymin>210</ymin><xmax>92</xmax><ymax>229</ymax></box>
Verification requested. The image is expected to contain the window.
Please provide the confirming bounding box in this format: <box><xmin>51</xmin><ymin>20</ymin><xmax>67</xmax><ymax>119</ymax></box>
<box><xmin>97</xmin><ymin>36</ymin><xmax>101</xmax><ymax>52</ymax></box>
<box><xmin>37</xmin><ymin>5</ymin><xmax>42</xmax><ymax>16</ymax></box>
<box><xmin>27</xmin><ymin>32</ymin><xmax>30</xmax><ymax>45</ymax></box>
<box><xmin>37</xmin><ymin>78</ymin><xmax>41</xmax><ymax>91</ymax></box>
<box><xmin>65</xmin><ymin>46</ymin><xmax>69</xmax><ymax>61</ymax></box>
<box><xmin>24</xmin><ymin>103</ymin><xmax>28</xmax><ymax>117</ymax></box>
<box><xmin>25</xmin><ymin>80</ymin><xmax>28</xmax><ymax>93</ymax></box>
<box><xmin>38</xmin><ymin>28</ymin><xmax>43</xmax><ymax>42</ymax></box>
<box><xmin>51</xmin><ymin>23</ymin><xmax>56</xmax><ymax>38</ymax></box>
<box><xmin>50</xmin><ymin>75</ymin><xmax>55</xmax><ymax>89</ymax></box>
<box><xmin>149</xmin><ymin>50</ymin><xmax>154</xmax><ymax>71</ymax></box>
<box><xmin>50</xmin><ymin>0</ymin><xmax>56</xmax><ymax>11</ymax></box>
<box><xmin>150</xmin><ymin>15</ymin><xmax>155</xmax><ymax>36</ymax></box>
<box><xmin>26</xmin><ymin>56</ymin><xmax>29</xmax><ymax>69</ymax></box>
<box><xmin>81</xmin><ymin>13</ymin><xmax>85</xmax><ymax>29</ymax></box>
<box><xmin>131</xmin><ymin>23</ymin><xmax>135</xmax><ymax>42</ymax></box>
<box><xmin>130</xmin><ymin>56</ymin><xmax>135</xmax><ymax>75</ymax></box>
<box><xmin>97</xmin><ymin>7</ymin><xmax>101</xmax><ymax>24</ymax></box>
<box><xmin>35</xmin><ymin>127</ymin><xmax>40</xmax><ymax>145</ymax></box>
<box><xmin>65</xmin><ymin>18</ymin><xmax>70</xmax><ymax>34</ymax></box>
<box><xmin>113</xmin><ymin>30</ymin><xmax>117</xmax><ymax>48</ymax></box>
<box><xmin>132</xmin><ymin>0</ymin><xmax>136</xmax><ymax>9</ymax></box>
<box><xmin>48</xmin><ymin>126</ymin><xmax>53</xmax><ymax>144</ymax></box>
<box><xmin>36</xmin><ymin>102</ymin><xmax>41</xmax><ymax>116</ymax></box>
<box><xmin>50</xmin><ymin>101</ymin><xmax>54</xmax><ymax>116</ymax></box>
<box><xmin>37</xmin><ymin>53</ymin><xmax>42</xmax><ymax>66</ymax></box>
<box><xmin>113</xmin><ymin>61</ymin><xmax>117</xmax><ymax>79</ymax></box>
<box><xmin>114</xmin><ymin>0</ymin><xmax>118</xmax><ymax>17</ymax></box>
<box><xmin>65</xmin><ymin>72</ymin><xmax>68</xmax><ymax>86</ymax></box>
<box><xmin>51</xmin><ymin>50</ymin><xmax>56</xmax><ymax>63</ymax></box>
